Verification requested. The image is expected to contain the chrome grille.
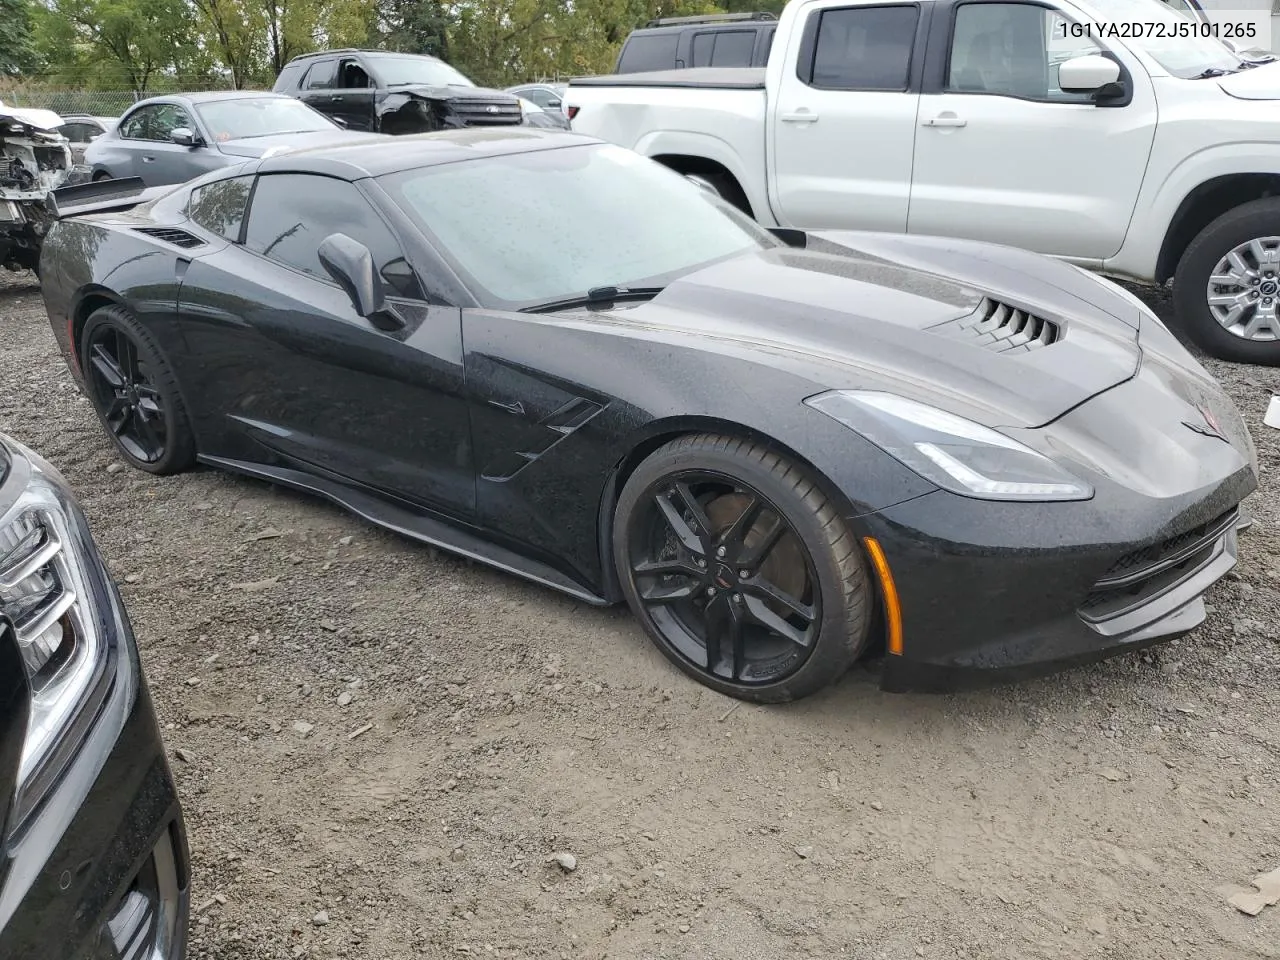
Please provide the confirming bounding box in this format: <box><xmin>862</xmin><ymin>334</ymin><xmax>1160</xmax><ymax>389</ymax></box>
<box><xmin>449</xmin><ymin>98</ymin><xmax>523</xmax><ymax>126</ymax></box>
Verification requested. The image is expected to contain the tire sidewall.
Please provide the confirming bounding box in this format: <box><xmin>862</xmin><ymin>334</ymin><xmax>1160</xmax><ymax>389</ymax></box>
<box><xmin>81</xmin><ymin>307</ymin><xmax>187</xmax><ymax>474</ymax></box>
<box><xmin>614</xmin><ymin>441</ymin><xmax>867</xmax><ymax>703</ymax></box>
<box><xmin>1175</xmin><ymin>201</ymin><xmax>1280</xmax><ymax>365</ymax></box>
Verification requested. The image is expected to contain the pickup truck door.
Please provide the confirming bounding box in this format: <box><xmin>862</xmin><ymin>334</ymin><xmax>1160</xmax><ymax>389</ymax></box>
<box><xmin>767</xmin><ymin>0</ymin><xmax>927</xmax><ymax>232</ymax></box>
<box><xmin>906</xmin><ymin>0</ymin><xmax>1157</xmax><ymax>260</ymax></box>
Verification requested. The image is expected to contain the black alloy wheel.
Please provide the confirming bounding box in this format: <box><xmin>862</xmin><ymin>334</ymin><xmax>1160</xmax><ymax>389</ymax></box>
<box><xmin>615</xmin><ymin>434</ymin><xmax>872</xmax><ymax>703</ymax></box>
<box><xmin>81</xmin><ymin>305</ymin><xmax>195</xmax><ymax>475</ymax></box>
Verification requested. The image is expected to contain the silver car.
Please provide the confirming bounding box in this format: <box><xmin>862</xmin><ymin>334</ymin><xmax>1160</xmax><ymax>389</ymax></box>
<box><xmin>505</xmin><ymin>84</ymin><xmax>568</xmax><ymax>116</ymax></box>
<box><xmin>84</xmin><ymin>90</ymin><xmax>381</xmax><ymax>186</ymax></box>
<box><xmin>55</xmin><ymin>115</ymin><xmax>117</xmax><ymax>164</ymax></box>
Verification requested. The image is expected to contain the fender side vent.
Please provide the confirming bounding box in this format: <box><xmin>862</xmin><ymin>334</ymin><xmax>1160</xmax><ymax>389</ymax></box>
<box><xmin>134</xmin><ymin>226</ymin><xmax>204</xmax><ymax>249</ymax></box>
<box><xmin>929</xmin><ymin>297</ymin><xmax>1061</xmax><ymax>353</ymax></box>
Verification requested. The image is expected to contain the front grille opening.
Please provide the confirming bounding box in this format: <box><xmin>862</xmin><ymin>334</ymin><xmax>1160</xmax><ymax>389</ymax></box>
<box><xmin>451</xmin><ymin>99</ymin><xmax>523</xmax><ymax>126</ymax></box>
<box><xmin>1080</xmin><ymin>508</ymin><xmax>1238</xmax><ymax>622</ymax></box>
<box><xmin>929</xmin><ymin>296</ymin><xmax>1062</xmax><ymax>353</ymax></box>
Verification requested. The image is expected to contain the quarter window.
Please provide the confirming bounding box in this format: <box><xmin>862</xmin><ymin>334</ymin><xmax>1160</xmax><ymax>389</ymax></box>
<box><xmin>947</xmin><ymin>3</ymin><xmax>1105</xmax><ymax>102</ymax></box>
<box><xmin>617</xmin><ymin>33</ymin><xmax>680</xmax><ymax>72</ymax></box>
<box><xmin>692</xmin><ymin>30</ymin><xmax>757</xmax><ymax>67</ymax></box>
<box><xmin>187</xmin><ymin>175</ymin><xmax>253</xmax><ymax>243</ymax></box>
<box><xmin>806</xmin><ymin>6</ymin><xmax>919</xmax><ymax>91</ymax></box>
<box><xmin>242</xmin><ymin>174</ymin><xmax>404</xmax><ymax>281</ymax></box>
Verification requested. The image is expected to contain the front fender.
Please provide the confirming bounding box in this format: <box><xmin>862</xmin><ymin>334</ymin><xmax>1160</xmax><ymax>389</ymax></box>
<box><xmin>1114</xmin><ymin>142</ymin><xmax>1280</xmax><ymax>281</ymax></box>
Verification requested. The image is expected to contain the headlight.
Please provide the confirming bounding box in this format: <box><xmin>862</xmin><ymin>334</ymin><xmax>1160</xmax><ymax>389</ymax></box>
<box><xmin>804</xmin><ymin>390</ymin><xmax>1094</xmax><ymax>502</ymax></box>
<box><xmin>0</xmin><ymin>438</ymin><xmax>114</xmax><ymax>828</ymax></box>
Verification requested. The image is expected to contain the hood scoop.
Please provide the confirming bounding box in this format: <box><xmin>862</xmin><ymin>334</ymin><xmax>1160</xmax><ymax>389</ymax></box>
<box><xmin>928</xmin><ymin>296</ymin><xmax>1061</xmax><ymax>354</ymax></box>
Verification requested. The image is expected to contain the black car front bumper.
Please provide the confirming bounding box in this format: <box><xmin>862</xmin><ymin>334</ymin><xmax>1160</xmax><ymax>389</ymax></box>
<box><xmin>0</xmin><ymin>472</ymin><xmax>188</xmax><ymax>959</ymax></box>
<box><xmin>857</xmin><ymin>354</ymin><xmax>1258</xmax><ymax>694</ymax></box>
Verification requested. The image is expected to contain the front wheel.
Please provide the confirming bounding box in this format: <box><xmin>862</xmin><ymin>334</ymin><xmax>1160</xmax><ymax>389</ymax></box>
<box><xmin>1173</xmin><ymin>198</ymin><xmax>1280</xmax><ymax>365</ymax></box>
<box><xmin>613</xmin><ymin>434</ymin><xmax>872</xmax><ymax>703</ymax></box>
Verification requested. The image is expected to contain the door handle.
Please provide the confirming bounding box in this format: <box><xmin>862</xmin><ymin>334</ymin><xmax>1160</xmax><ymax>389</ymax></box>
<box><xmin>142</xmin><ymin>156</ymin><xmax>155</xmax><ymax>162</ymax></box>
<box><xmin>923</xmin><ymin>114</ymin><xmax>967</xmax><ymax>128</ymax></box>
<box><xmin>780</xmin><ymin>111</ymin><xmax>819</xmax><ymax>124</ymax></box>
<box><xmin>329</xmin><ymin>95</ymin><xmax>343</xmax><ymax>101</ymax></box>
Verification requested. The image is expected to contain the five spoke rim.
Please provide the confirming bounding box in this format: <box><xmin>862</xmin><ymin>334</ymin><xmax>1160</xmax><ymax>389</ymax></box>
<box><xmin>86</xmin><ymin>326</ymin><xmax>167</xmax><ymax>463</ymax></box>
<box><xmin>1207</xmin><ymin>236</ymin><xmax>1280</xmax><ymax>342</ymax></box>
<box><xmin>628</xmin><ymin>472</ymin><xmax>819</xmax><ymax>686</ymax></box>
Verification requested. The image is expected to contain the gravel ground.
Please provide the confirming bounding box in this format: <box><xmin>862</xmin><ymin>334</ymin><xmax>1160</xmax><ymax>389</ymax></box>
<box><xmin>2</xmin><ymin>269</ymin><xmax>1280</xmax><ymax>960</ymax></box>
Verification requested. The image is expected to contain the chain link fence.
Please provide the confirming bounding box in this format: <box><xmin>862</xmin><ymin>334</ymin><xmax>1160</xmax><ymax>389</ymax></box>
<box><xmin>2</xmin><ymin>82</ymin><xmax>262</xmax><ymax>120</ymax></box>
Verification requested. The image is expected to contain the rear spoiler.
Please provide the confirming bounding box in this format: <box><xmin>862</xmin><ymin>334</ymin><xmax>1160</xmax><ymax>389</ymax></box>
<box><xmin>45</xmin><ymin>176</ymin><xmax>167</xmax><ymax>219</ymax></box>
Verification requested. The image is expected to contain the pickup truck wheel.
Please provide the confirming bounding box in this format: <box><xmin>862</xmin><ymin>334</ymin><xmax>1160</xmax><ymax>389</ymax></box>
<box><xmin>1174</xmin><ymin>198</ymin><xmax>1280</xmax><ymax>364</ymax></box>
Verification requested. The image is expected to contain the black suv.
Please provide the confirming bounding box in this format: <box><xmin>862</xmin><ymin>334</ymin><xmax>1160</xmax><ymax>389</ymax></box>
<box><xmin>0</xmin><ymin>434</ymin><xmax>189</xmax><ymax>959</ymax></box>
<box><xmin>273</xmin><ymin>49</ymin><xmax>524</xmax><ymax>134</ymax></box>
<box><xmin>614</xmin><ymin>13</ymin><xmax>777</xmax><ymax>73</ymax></box>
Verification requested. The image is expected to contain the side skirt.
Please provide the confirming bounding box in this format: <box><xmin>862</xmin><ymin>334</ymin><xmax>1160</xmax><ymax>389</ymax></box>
<box><xmin>197</xmin><ymin>455</ymin><xmax>611</xmax><ymax>607</ymax></box>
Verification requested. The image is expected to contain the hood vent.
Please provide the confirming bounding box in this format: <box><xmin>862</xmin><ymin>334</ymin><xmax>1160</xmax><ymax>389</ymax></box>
<box><xmin>929</xmin><ymin>296</ymin><xmax>1061</xmax><ymax>353</ymax></box>
<box><xmin>134</xmin><ymin>226</ymin><xmax>204</xmax><ymax>249</ymax></box>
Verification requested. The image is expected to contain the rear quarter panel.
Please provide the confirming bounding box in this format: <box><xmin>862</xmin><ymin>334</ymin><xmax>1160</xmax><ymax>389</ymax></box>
<box><xmin>40</xmin><ymin>217</ymin><xmax>185</xmax><ymax>384</ymax></box>
<box><xmin>567</xmin><ymin>82</ymin><xmax>771</xmax><ymax>220</ymax></box>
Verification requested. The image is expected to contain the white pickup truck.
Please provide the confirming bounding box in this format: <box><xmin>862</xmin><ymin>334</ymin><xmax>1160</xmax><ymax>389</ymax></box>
<box><xmin>567</xmin><ymin>0</ymin><xmax>1280</xmax><ymax>365</ymax></box>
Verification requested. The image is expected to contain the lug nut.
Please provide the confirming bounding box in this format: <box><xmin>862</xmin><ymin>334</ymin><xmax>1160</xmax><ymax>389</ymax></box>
<box><xmin>716</xmin><ymin>546</ymin><xmax>726</xmax><ymax>558</ymax></box>
<box><xmin>706</xmin><ymin>587</ymin><xmax>717</xmax><ymax>597</ymax></box>
<box><xmin>738</xmin><ymin>569</ymin><xmax>749</xmax><ymax>579</ymax></box>
<box><xmin>696</xmin><ymin>558</ymin><xmax>706</xmax><ymax>568</ymax></box>
<box><xmin>733</xmin><ymin>593</ymin><xmax>743</xmax><ymax>604</ymax></box>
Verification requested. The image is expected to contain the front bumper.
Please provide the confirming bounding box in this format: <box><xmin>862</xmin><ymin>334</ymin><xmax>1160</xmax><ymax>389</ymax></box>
<box><xmin>0</xmin><ymin>485</ymin><xmax>188</xmax><ymax>959</ymax></box>
<box><xmin>859</xmin><ymin>356</ymin><xmax>1258</xmax><ymax>694</ymax></box>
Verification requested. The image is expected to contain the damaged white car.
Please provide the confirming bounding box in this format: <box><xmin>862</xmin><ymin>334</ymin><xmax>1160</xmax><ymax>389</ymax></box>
<box><xmin>1</xmin><ymin>101</ymin><xmax>74</xmax><ymax>274</ymax></box>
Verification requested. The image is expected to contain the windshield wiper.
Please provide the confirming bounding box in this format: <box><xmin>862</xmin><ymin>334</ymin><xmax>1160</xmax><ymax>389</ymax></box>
<box><xmin>520</xmin><ymin>285</ymin><xmax>666</xmax><ymax>313</ymax></box>
<box><xmin>1193</xmin><ymin>67</ymin><xmax>1234</xmax><ymax>78</ymax></box>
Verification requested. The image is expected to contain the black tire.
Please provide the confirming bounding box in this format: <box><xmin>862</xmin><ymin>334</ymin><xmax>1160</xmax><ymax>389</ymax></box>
<box><xmin>1173</xmin><ymin>197</ymin><xmax>1280</xmax><ymax>365</ymax></box>
<box><xmin>80</xmin><ymin>305</ymin><xmax>196</xmax><ymax>475</ymax></box>
<box><xmin>614</xmin><ymin>434</ymin><xmax>872</xmax><ymax>703</ymax></box>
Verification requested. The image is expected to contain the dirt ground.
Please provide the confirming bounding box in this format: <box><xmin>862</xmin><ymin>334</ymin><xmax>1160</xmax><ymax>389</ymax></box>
<box><xmin>2</xmin><ymin>269</ymin><xmax>1280</xmax><ymax>960</ymax></box>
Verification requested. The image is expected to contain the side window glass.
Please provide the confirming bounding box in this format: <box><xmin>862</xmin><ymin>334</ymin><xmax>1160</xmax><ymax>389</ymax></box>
<box><xmin>149</xmin><ymin>104</ymin><xmax>192</xmax><ymax>140</ymax></box>
<box><xmin>243</xmin><ymin>174</ymin><xmax>407</xmax><ymax>284</ymax></box>
<box><xmin>187</xmin><ymin>175</ymin><xmax>253</xmax><ymax>242</ymax></box>
<box><xmin>948</xmin><ymin>3</ymin><xmax>1103</xmax><ymax>101</ymax></box>
<box><xmin>711</xmin><ymin>30</ymin><xmax>755</xmax><ymax>66</ymax></box>
<box><xmin>807</xmin><ymin>6</ymin><xmax>919</xmax><ymax>90</ymax></box>
<box><xmin>119</xmin><ymin>107</ymin><xmax>153</xmax><ymax>140</ymax></box>
<box><xmin>339</xmin><ymin>59</ymin><xmax>371</xmax><ymax>88</ymax></box>
<box><xmin>618</xmin><ymin>34</ymin><xmax>680</xmax><ymax>72</ymax></box>
<box><xmin>692</xmin><ymin>32</ymin><xmax>714</xmax><ymax>67</ymax></box>
<box><xmin>304</xmin><ymin>59</ymin><xmax>339</xmax><ymax>90</ymax></box>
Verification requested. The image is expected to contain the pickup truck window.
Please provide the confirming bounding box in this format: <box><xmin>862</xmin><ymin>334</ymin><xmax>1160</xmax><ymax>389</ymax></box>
<box><xmin>303</xmin><ymin>59</ymin><xmax>339</xmax><ymax>90</ymax></box>
<box><xmin>947</xmin><ymin>3</ymin><xmax>1100</xmax><ymax>102</ymax></box>
<box><xmin>619</xmin><ymin>34</ymin><xmax>681</xmax><ymax>72</ymax></box>
<box><xmin>804</xmin><ymin>6</ymin><xmax>919</xmax><ymax>91</ymax></box>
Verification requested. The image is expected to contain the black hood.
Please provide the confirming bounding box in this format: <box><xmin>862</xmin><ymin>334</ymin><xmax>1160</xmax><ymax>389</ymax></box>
<box><xmin>585</xmin><ymin>243</ymin><xmax>1142</xmax><ymax>430</ymax></box>
<box><xmin>389</xmin><ymin>84</ymin><xmax>519</xmax><ymax>103</ymax></box>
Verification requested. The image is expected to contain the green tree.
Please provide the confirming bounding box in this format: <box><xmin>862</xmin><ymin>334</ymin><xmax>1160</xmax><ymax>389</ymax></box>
<box><xmin>0</xmin><ymin>0</ymin><xmax>36</xmax><ymax>76</ymax></box>
<box><xmin>32</xmin><ymin>0</ymin><xmax>193</xmax><ymax>92</ymax></box>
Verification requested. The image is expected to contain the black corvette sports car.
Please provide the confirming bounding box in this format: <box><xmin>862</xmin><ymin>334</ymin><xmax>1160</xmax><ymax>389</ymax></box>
<box><xmin>38</xmin><ymin>129</ymin><xmax>1258</xmax><ymax>702</ymax></box>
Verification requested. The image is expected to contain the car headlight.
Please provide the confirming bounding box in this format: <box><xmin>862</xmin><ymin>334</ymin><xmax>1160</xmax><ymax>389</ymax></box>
<box><xmin>804</xmin><ymin>390</ymin><xmax>1094</xmax><ymax>502</ymax></box>
<box><xmin>0</xmin><ymin>438</ymin><xmax>114</xmax><ymax>828</ymax></box>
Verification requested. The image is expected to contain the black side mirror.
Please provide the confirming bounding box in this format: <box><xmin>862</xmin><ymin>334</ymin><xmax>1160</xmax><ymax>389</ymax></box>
<box><xmin>317</xmin><ymin>233</ymin><xmax>403</xmax><ymax>331</ymax></box>
<box><xmin>170</xmin><ymin>127</ymin><xmax>202</xmax><ymax>147</ymax></box>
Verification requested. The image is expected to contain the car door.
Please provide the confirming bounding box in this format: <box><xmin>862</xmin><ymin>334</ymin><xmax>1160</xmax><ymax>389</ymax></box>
<box><xmin>767</xmin><ymin>1</ymin><xmax>927</xmax><ymax>232</ymax></box>
<box><xmin>174</xmin><ymin>171</ymin><xmax>474</xmax><ymax>516</ymax></box>
<box><xmin>298</xmin><ymin>58</ymin><xmax>343</xmax><ymax>121</ymax></box>
<box><xmin>130</xmin><ymin>102</ymin><xmax>220</xmax><ymax>186</ymax></box>
<box><xmin>906</xmin><ymin>0</ymin><xmax>1158</xmax><ymax>259</ymax></box>
<box><xmin>328</xmin><ymin>58</ymin><xmax>378</xmax><ymax>130</ymax></box>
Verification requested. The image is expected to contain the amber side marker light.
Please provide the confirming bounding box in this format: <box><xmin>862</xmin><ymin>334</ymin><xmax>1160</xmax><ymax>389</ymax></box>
<box><xmin>862</xmin><ymin>536</ymin><xmax>903</xmax><ymax>656</ymax></box>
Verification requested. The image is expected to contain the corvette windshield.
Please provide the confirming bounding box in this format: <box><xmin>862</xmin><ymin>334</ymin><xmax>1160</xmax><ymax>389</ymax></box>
<box><xmin>195</xmin><ymin>97</ymin><xmax>336</xmax><ymax>141</ymax></box>
<box><xmin>380</xmin><ymin>142</ymin><xmax>776</xmax><ymax>307</ymax></box>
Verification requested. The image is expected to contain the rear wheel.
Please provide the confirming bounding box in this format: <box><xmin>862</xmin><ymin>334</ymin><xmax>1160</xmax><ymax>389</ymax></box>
<box><xmin>1173</xmin><ymin>197</ymin><xmax>1280</xmax><ymax>364</ymax></box>
<box><xmin>614</xmin><ymin>434</ymin><xmax>872</xmax><ymax>703</ymax></box>
<box><xmin>81</xmin><ymin>305</ymin><xmax>195</xmax><ymax>474</ymax></box>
